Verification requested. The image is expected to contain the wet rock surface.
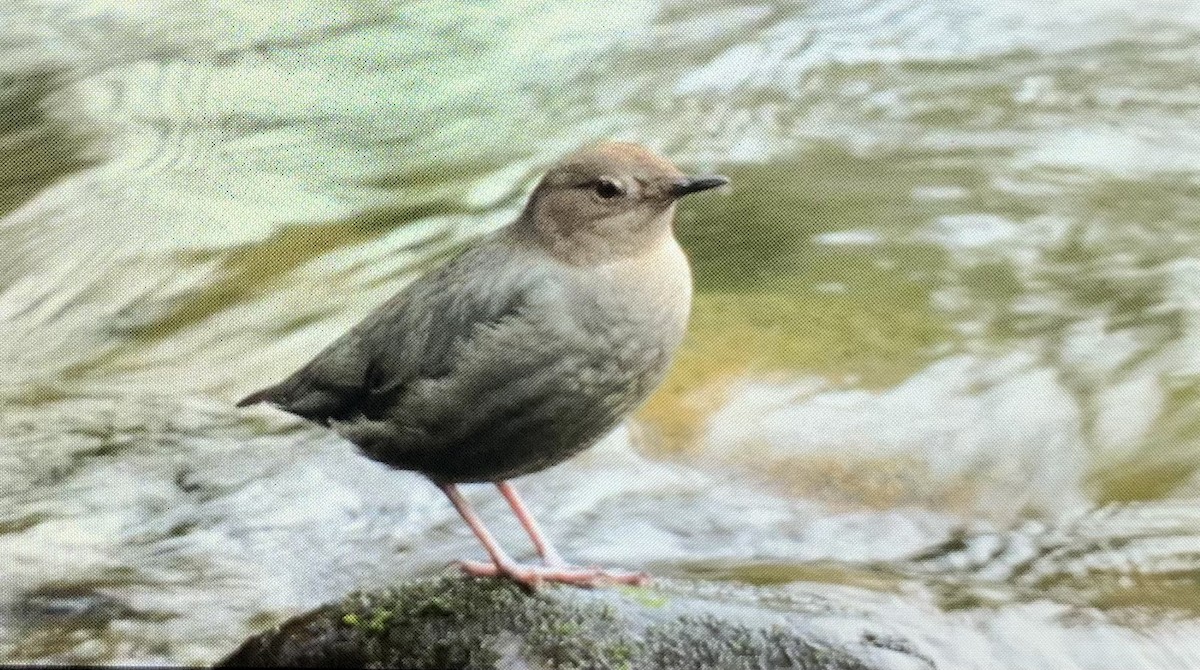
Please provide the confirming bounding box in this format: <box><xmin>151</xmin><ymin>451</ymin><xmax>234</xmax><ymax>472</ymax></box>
<box><xmin>217</xmin><ymin>577</ymin><xmax>921</xmax><ymax>669</ymax></box>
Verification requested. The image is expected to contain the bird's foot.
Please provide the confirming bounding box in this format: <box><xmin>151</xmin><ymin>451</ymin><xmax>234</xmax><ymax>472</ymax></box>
<box><xmin>456</xmin><ymin>559</ymin><xmax>650</xmax><ymax>589</ymax></box>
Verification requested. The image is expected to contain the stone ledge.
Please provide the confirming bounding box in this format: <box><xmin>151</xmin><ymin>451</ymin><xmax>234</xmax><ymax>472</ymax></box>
<box><xmin>216</xmin><ymin>576</ymin><xmax>917</xmax><ymax>669</ymax></box>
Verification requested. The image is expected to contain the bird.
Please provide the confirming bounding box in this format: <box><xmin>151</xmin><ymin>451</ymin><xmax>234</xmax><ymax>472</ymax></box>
<box><xmin>236</xmin><ymin>141</ymin><xmax>727</xmax><ymax>588</ymax></box>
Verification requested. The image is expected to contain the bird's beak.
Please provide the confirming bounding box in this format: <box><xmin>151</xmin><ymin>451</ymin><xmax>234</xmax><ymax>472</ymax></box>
<box><xmin>669</xmin><ymin>175</ymin><xmax>729</xmax><ymax>198</ymax></box>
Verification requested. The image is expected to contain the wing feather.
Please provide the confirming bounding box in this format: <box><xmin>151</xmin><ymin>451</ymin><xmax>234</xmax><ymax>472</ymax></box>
<box><xmin>236</xmin><ymin>231</ymin><xmax>546</xmax><ymax>426</ymax></box>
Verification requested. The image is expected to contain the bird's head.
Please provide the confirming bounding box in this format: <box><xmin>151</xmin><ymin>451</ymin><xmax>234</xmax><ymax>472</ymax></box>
<box><xmin>518</xmin><ymin>141</ymin><xmax>727</xmax><ymax>264</ymax></box>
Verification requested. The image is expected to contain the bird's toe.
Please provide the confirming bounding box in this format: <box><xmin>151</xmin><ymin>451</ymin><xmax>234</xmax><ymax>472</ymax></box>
<box><xmin>455</xmin><ymin>558</ymin><xmax>650</xmax><ymax>590</ymax></box>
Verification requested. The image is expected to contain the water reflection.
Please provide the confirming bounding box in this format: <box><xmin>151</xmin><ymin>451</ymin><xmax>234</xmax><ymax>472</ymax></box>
<box><xmin>2</xmin><ymin>0</ymin><xmax>1200</xmax><ymax>666</ymax></box>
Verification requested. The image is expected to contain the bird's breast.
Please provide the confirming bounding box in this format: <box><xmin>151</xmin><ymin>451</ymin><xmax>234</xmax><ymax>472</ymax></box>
<box><xmin>560</xmin><ymin>237</ymin><xmax>692</xmax><ymax>392</ymax></box>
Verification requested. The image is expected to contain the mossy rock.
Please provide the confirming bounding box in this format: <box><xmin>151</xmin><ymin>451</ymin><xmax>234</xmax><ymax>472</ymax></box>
<box><xmin>217</xmin><ymin>577</ymin><xmax>916</xmax><ymax>669</ymax></box>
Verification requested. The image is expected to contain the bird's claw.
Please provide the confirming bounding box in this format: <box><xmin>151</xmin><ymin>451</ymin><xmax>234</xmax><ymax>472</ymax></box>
<box><xmin>455</xmin><ymin>559</ymin><xmax>650</xmax><ymax>589</ymax></box>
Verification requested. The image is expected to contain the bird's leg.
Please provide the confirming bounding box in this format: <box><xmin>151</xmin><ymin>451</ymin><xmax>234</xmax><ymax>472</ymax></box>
<box><xmin>496</xmin><ymin>481</ymin><xmax>564</xmax><ymax>567</ymax></box>
<box><xmin>440</xmin><ymin>483</ymin><xmax>649</xmax><ymax>589</ymax></box>
<box><xmin>440</xmin><ymin>483</ymin><xmax>521</xmax><ymax>575</ymax></box>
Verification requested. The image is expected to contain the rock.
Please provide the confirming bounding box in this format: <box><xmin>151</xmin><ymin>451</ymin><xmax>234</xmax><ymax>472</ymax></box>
<box><xmin>217</xmin><ymin>576</ymin><xmax>922</xmax><ymax>669</ymax></box>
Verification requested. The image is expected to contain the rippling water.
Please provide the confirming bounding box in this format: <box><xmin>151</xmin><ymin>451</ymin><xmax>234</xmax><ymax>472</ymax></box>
<box><xmin>3</xmin><ymin>0</ymin><xmax>1200</xmax><ymax>666</ymax></box>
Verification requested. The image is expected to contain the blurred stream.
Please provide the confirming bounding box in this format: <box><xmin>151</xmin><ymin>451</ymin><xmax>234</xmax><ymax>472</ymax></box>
<box><xmin>2</xmin><ymin>0</ymin><xmax>1200</xmax><ymax>666</ymax></box>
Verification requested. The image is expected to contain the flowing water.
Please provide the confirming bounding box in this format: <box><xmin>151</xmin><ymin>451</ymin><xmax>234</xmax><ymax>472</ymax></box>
<box><xmin>3</xmin><ymin>0</ymin><xmax>1200</xmax><ymax>666</ymax></box>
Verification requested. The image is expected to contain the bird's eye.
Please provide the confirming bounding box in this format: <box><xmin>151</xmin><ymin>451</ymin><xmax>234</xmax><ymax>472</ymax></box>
<box><xmin>593</xmin><ymin>178</ymin><xmax>624</xmax><ymax>199</ymax></box>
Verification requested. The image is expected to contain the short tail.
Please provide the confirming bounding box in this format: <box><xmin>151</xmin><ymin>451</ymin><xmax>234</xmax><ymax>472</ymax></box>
<box><xmin>235</xmin><ymin>385</ymin><xmax>279</xmax><ymax>408</ymax></box>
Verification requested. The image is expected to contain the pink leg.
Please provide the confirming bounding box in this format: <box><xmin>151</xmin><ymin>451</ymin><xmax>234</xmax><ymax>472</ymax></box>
<box><xmin>439</xmin><ymin>483</ymin><xmax>649</xmax><ymax>589</ymax></box>
<box><xmin>440</xmin><ymin>483</ymin><xmax>515</xmax><ymax>570</ymax></box>
<box><xmin>496</xmin><ymin>481</ymin><xmax>564</xmax><ymax>567</ymax></box>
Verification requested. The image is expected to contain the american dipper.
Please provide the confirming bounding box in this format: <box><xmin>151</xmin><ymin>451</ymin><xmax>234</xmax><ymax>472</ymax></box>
<box><xmin>237</xmin><ymin>142</ymin><xmax>727</xmax><ymax>588</ymax></box>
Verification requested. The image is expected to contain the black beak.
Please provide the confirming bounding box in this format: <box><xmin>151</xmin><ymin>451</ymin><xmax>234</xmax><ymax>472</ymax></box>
<box><xmin>669</xmin><ymin>175</ymin><xmax>729</xmax><ymax>198</ymax></box>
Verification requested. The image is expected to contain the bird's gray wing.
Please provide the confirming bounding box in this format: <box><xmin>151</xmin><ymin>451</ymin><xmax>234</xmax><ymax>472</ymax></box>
<box><xmin>331</xmin><ymin>257</ymin><xmax>611</xmax><ymax>477</ymax></box>
<box><xmin>236</xmin><ymin>234</ymin><xmax>550</xmax><ymax>426</ymax></box>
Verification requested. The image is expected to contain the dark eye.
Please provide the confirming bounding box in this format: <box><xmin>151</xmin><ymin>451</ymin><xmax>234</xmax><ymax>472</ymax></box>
<box><xmin>593</xmin><ymin>178</ymin><xmax>624</xmax><ymax>199</ymax></box>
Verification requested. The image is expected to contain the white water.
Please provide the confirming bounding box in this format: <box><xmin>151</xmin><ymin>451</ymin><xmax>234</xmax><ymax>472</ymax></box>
<box><xmin>3</xmin><ymin>0</ymin><xmax>1200</xmax><ymax>666</ymax></box>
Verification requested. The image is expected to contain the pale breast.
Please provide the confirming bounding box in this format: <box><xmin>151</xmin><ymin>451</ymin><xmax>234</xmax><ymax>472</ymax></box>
<box><xmin>561</xmin><ymin>236</ymin><xmax>693</xmax><ymax>403</ymax></box>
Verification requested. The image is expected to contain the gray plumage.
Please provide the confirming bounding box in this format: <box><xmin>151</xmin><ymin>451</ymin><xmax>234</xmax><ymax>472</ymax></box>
<box><xmin>238</xmin><ymin>142</ymin><xmax>724</xmax><ymax>483</ymax></box>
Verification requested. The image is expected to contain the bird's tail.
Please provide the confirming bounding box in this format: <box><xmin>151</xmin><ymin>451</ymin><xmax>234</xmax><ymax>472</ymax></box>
<box><xmin>235</xmin><ymin>385</ymin><xmax>280</xmax><ymax>408</ymax></box>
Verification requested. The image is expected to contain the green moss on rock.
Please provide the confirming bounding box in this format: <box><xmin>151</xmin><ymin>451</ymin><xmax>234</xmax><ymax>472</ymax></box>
<box><xmin>217</xmin><ymin>577</ymin><xmax>887</xmax><ymax>669</ymax></box>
